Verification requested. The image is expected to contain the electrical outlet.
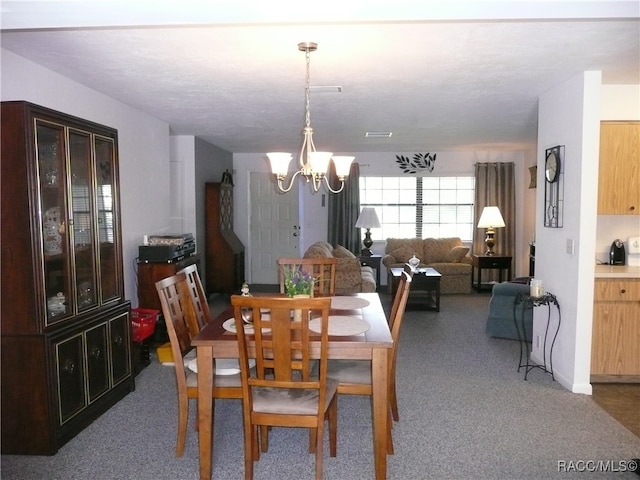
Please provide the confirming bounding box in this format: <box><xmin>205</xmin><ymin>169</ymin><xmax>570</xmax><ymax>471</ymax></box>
<box><xmin>566</xmin><ymin>238</ymin><xmax>575</xmax><ymax>255</ymax></box>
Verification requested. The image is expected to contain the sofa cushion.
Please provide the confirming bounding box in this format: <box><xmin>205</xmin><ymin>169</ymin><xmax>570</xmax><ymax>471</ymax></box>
<box><xmin>444</xmin><ymin>246</ymin><xmax>470</xmax><ymax>263</ymax></box>
<box><xmin>388</xmin><ymin>246</ymin><xmax>415</xmax><ymax>264</ymax></box>
<box><xmin>386</xmin><ymin>238</ymin><xmax>424</xmax><ymax>259</ymax></box>
<box><xmin>333</xmin><ymin>244</ymin><xmax>356</xmax><ymax>259</ymax></box>
<box><xmin>422</xmin><ymin>237</ymin><xmax>463</xmax><ymax>264</ymax></box>
<box><xmin>335</xmin><ymin>257</ymin><xmax>361</xmax><ymax>273</ymax></box>
<box><xmin>304</xmin><ymin>242</ymin><xmax>333</xmax><ymax>258</ymax></box>
<box><xmin>429</xmin><ymin>262</ymin><xmax>472</xmax><ymax>275</ymax></box>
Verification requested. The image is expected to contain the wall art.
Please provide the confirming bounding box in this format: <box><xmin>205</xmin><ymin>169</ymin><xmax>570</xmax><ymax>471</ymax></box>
<box><xmin>395</xmin><ymin>153</ymin><xmax>436</xmax><ymax>174</ymax></box>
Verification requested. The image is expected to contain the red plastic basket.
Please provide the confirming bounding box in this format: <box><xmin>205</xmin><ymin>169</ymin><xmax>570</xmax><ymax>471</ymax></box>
<box><xmin>131</xmin><ymin>308</ymin><xmax>159</xmax><ymax>343</ymax></box>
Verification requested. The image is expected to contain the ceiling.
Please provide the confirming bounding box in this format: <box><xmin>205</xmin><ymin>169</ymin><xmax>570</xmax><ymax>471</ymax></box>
<box><xmin>1</xmin><ymin>1</ymin><xmax>639</xmax><ymax>154</ymax></box>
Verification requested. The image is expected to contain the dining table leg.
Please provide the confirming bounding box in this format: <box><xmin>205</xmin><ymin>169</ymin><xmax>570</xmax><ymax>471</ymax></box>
<box><xmin>371</xmin><ymin>347</ymin><xmax>389</xmax><ymax>480</ymax></box>
<box><xmin>197</xmin><ymin>345</ymin><xmax>214</xmax><ymax>480</ymax></box>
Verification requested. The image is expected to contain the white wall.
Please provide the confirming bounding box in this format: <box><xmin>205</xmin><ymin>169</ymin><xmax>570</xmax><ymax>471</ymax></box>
<box><xmin>534</xmin><ymin>71</ymin><xmax>602</xmax><ymax>394</ymax></box>
<box><xmin>2</xmin><ymin>49</ymin><xmax>172</xmax><ymax>306</ymax></box>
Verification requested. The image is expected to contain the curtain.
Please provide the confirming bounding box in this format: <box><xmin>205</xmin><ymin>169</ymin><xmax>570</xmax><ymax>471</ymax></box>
<box><xmin>328</xmin><ymin>162</ymin><xmax>360</xmax><ymax>253</ymax></box>
<box><xmin>474</xmin><ymin>162</ymin><xmax>515</xmax><ymax>279</ymax></box>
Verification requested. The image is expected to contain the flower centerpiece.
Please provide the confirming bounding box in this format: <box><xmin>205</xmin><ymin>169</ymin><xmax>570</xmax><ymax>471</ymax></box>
<box><xmin>282</xmin><ymin>265</ymin><xmax>316</xmax><ymax>297</ymax></box>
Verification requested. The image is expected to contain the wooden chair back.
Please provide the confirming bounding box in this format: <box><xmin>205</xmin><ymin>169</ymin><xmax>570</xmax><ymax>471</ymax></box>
<box><xmin>388</xmin><ymin>269</ymin><xmax>413</xmax><ymax>422</ymax></box>
<box><xmin>230</xmin><ymin>294</ymin><xmax>336</xmax><ymax>480</ymax></box>
<box><xmin>155</xmin><ymin>272</ymin><xmax>241</xmax><ymax>457</ymax></box>
<box><xmin>389</xmin><ymin>266</ymin><xmax>413</xmax><ymax>329</ymax></box>
<box><xmin>277</xmin><ymin>257</ymin><xmax>337</xmax><ymax>296</ymax></box>
<box><xmin>178</xmin><ymin>263</ymin><xmax>210</xmax><ymax>336</ymax></box>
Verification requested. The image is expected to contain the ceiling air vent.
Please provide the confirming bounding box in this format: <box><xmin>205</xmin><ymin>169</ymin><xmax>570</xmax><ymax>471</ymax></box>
<box><xmin>365</xmin><ymin>131</ymin><xmax>393</xmax><ymax>138</ymax></box>
<box><xmin>309</xmin><ymin>86</ymin><xmax>342</xmax><ymax>93</ymax></box>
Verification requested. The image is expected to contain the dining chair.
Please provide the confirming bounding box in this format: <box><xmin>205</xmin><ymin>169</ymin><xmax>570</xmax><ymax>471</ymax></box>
<box><xmin>155</xmin><ymin>272</ymin><xmax>243</xmax><ymax>457</ymax></box>
<box><xmin>177</xmin><ymin>263</ymin><xmax>210</xmax><ymax>336</ymax></box>
<box><xmin>277</xmin><ymin>257</ymin><xmax>337</xmax><ymax>296</ymax></box>
<box><xmin>230</xmin><ymin>295</ymin><xmax>337</xmax><ymax>480</ymax></box>
<box><xmin>326</xmin><ymin>268</ymin><xmax>413</xmax><ymax>454</ymax></box>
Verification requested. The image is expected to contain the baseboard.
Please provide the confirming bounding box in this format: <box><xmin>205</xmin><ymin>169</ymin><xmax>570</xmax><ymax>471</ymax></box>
<box><xmin>529</xmin><ymin>351</ymin><xmax>591</xmax><ymax>394</ymax></box>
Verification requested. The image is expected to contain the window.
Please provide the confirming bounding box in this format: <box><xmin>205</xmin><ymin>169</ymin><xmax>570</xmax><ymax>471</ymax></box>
<box><xmin>359</xmin><ymin>176</ymin><xmax>475</xmax><ymax>242</ymax></box>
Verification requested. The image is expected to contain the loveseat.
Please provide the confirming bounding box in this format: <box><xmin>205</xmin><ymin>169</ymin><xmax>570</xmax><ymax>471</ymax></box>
<box><xmin>382</xmin><ymin>237</ymin><xmax>473</xmax><ymax>294</ymax></box>
<box><xmin>303</xmin><ymin>241</ymin><xmax>377</xmax><ymax>295</ymax></box>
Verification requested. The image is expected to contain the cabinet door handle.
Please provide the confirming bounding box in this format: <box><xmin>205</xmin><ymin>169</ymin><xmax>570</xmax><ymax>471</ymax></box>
<box><xmin>113</xmin><ymin>335</ymin><xmax>123</xmax><ymax>347</ymax></box>
<box><xmin>89</xmin><ymin>346</ymin><xmax>102</xmax><ymax>359</ymax></box>
<box><xmin>620</xmin><ymin>289</ymin><xmax>626</xmax><ymax>294</ymax></box>
<box><xmin>62</xmin><ymin>359</ymin><xmax>76</xmax><ymax>374</ymax></box>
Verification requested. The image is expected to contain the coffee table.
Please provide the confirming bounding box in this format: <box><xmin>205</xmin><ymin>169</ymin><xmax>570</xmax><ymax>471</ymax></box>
<box><xmin>390</xmin><ymin>267</ymin><xmax>442</xmax><ymax>311</ymax></box>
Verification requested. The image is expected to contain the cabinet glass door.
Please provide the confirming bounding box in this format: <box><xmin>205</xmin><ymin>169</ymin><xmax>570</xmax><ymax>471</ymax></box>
<box><xmin>69</xmin><ymin>129</ymin><xmax>98</xmax><ymax>312</ymax></box>
<box><xmin>36</xmin><ymin>120</ymin><xmax>71</xmax><ymax>325</ymax></box>
<box><xmin>95</xmin><ymin>136</ymin><xmax>120</xmax><ymax>302</ymax></box>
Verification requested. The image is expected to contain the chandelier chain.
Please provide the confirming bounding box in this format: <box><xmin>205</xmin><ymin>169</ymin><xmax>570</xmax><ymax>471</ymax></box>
<box><xmin>304</xmin><ymin>46</ymin><xmax>311</xmax><ymax>128</ymax></box>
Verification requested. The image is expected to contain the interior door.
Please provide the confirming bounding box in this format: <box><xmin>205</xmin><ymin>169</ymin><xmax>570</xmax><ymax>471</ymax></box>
<box><xmin>250</xmin><ymin>172</ymin><xmax>299</xmax><ymax>284</ymax></box>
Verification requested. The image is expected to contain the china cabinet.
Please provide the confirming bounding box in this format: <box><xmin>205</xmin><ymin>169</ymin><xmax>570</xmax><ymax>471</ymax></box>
<box><xmin>598</xmin><ymin>122</ymin><xmax>639</xmax><ymax>215</ymax></box>
<box><xmin>1</xmin><ymin>101</ymin><xmax>133</xmax><ymax>454</ymax></box>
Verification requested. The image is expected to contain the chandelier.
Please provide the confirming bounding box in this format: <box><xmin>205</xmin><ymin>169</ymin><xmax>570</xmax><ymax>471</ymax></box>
<box><xmin>266</xmin><ymin>42</ymin><xmax>355</xmax><ymax>194</ymax></box>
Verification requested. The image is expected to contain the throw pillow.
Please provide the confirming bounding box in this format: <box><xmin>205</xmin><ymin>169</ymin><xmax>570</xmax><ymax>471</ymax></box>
<box><xmin>444</xmin><ymin>246</ymin><xmax>470</xmax><ymax>263</ymax></box>
<box><xmin>389</xmin><ymin>246</ymin><xmax>415</xmax><ymax>264</ymax></box>
<box><xmin>333</xmin><ymin>244</ymin><xmax>356</xmax><ymax>259</ymax></box>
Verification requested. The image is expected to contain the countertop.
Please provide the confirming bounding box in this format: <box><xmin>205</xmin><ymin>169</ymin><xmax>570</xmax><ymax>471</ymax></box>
<box><xmin>594</xmin><ymin>264</ymin><xmax>640</xmax><ymax>278</ymax></box>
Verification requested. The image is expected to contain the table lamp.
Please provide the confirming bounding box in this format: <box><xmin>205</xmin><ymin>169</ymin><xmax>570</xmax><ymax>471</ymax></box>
<box><xmin>477</xmin><ymin>206</ymin><xmax>505</xmax><ymax>256</ymax></box>
<box><xmin>355</xmin><ymin>207</ymin><xmax>380</xmax><ymax>256</ymax></box>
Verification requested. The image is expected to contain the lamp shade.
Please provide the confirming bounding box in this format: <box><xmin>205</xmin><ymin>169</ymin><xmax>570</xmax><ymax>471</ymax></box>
<box><xmin>308</xmin><ymin>151</ymin><xmax>333</xmax><ymax>173</ymax></box>
<box><xmin>477</xmin><ymin>206</ymin><xmax>505</xmax><ymax>228</ymax></box>
<box><xmin>355</xmin><ymin>207</ymin><xmax>381</xmax><ymax>229</ymax></box>
<box><xmin>332</xmin><ymin>156</ymin><xmax>355</xmax><ymax>178</ymax></box>
<box><xmin>266</xmin><ymin>152</ymin><xmax>293</xmax><ymax>176</ymax></box>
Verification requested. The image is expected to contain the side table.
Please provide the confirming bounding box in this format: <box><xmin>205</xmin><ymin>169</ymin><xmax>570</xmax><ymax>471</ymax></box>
<box><xmin>471</xmin><ymin>254</ymin><xmax>512</xmax><ymax>292</ymax></box>
<box><xmin>359</xmin><ymin>254</ymin><xmax>381</xmax><ymax>289</ymax></box>
<box><xmin>513</xmin><ymin>292</ymin><xmax>561</xmax><ymax>380</ymax></box>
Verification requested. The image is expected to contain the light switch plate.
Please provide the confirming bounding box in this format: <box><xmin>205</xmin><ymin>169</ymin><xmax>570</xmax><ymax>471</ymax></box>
<box><xmin>566</xmin><ymin>238</ymin><xmax>575</xmax><ymax>255</ymax></box>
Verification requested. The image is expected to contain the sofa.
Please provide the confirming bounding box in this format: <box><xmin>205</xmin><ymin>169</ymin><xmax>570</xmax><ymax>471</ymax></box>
<box><xmin>485</xmin><ymin>280</ymin><xmax>533</xmax><ymax>340</ymax></box>
<box><xmin>382</xmin><ymin>237</ymin><xmax>473</xmax><ymax>294</ymax></box>
<box><xmin>303</xmin><ymin>241</ymin><xmax>377</xmax><ymax>295</ymax></box>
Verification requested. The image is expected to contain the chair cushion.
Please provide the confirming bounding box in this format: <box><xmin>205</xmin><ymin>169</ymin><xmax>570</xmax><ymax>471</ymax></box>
<box><xmin>252</xmin><ymin>377</ymin><xmax>338</xmax><ymax>415</ymax></box>
<box><xmin>327</xmin><ymin>359</ymin><xmax>371</xmax><ymax>384</ymax></box>
<box><xmin>185</xmin><ymin>369</ymin><xmax>242</xmax><ymax>388</ymax></box>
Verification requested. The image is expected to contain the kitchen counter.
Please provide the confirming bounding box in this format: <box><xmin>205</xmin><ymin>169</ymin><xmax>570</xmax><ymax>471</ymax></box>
<box><xmin>594</xmin><ymin>264</ymin><xmax>640</xmax><ymax>278</ymax></box>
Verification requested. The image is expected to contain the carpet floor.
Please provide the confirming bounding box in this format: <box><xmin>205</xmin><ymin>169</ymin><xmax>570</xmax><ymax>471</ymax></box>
<box><xmin>2</xmin><ymin>292</ymin><xmax>639</xmax><ymax>479</ymax></box>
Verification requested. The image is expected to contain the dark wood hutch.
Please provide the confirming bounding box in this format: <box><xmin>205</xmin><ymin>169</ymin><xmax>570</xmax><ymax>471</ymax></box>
<box><xmin>1</xmin><ymin>101</ymin><xmax>133</xmax><ymax>455</ymax></box>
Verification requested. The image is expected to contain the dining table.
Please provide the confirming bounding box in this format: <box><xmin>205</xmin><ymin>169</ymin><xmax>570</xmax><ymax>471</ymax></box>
<box><xmin>192</xmin><ymin>292</ymin><xmax>393</xmax><ymax>480</ymax></box>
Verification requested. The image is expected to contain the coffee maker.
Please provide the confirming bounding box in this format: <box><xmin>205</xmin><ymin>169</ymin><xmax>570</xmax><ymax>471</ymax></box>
<box><xmin>609</xmin><ymin>239</ymin><xmax>626</xmax><ymax>265</ymax></box>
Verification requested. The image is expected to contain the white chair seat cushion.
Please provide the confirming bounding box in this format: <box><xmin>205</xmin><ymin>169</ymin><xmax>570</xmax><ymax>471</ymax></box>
<box><xmin>326</xmin><ymin>359</ymin><xmax>372</xmax><ymax>384</ymax></box>
<box><xmin>185</xmin><ymin>369</ymin><xmax>242</xmax><ymax>388</ymax></box>
<box><xmin>252</xmin><ymin>377</ymin><xmax>338</xmax><ymax>415</ymax></box>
